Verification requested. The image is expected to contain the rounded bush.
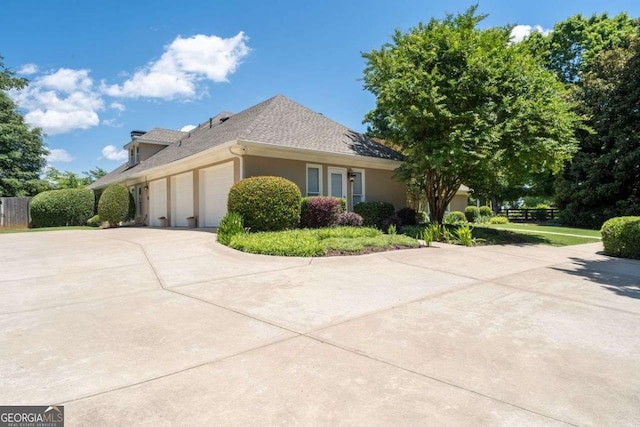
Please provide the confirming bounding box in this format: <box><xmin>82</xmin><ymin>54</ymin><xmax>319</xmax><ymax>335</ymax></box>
<box><xmin>464</xmin><ymin>206</ymin><xmax>480</xmax><ymax>222</ymax></box>
<box><xmin>396</xmin><ymin>207</ymin><xmax>418</xmax><ymax>226</ymax></box>
<box><xmin>443</xmin><ymin>211</ymin><xmax>466</xmax><ymax>224</ymax></box>
<box><xmin>300</xmin><ymin>196</ymin><xmax>344</xmax><ymax>228</ymax></box>
<box><xmin>489</xmin><ymin>215</ymin><xmax>509</xmax><ymax>224</ymax></box>
<box><xmin>601</xmin><ymin>216</ymin><xmax>640</xmax><ymax>259</ymax></box>
<box><xmin>30</xmin><ymin>188</ymin><xmax>94</xmax><ymax>227</ymax></box>
<box><xmin>353</xmin><ymin>201</ymin><xmax>395</xmax><ymax>228</ymax></box>
<box><xmin>98</xmin><ymin>184</ymin><xmax>131</xmax><ymax>227</ymax></box>
<box><xmin>478</xmin><ymin>206</ymin><xmax>493</xmax><ymax>217</ymax></box>
<box><xmin>382</xmin><ymin>214</ymin><xmax>403</xmax><ymax>233</ymax></box>
<box><xmin>335</xmin><ymin>212</ymin><xmax>363</xmax><ymax>226</ymax></box>
<box><xmin>227</xmin><ymin>176</ymin><xmax>302</xmax><ymax>232</ymax></box>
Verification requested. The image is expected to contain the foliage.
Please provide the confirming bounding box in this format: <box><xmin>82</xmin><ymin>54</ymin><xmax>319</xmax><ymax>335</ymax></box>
<box><xmin>600</xmin><ymin>216</ymin><xmax>640</xmax><ymax>259</ymax></box>
<box><xmin>489</xmin><ymin>216</ymin><xmax>509</xmax><ymax>224</ymax></box>
<box><xmin>228</xmin><ymin>226</ymin><xmax>419</xmax><ymax>257</ymax></box>
<box><xmin>478</xmin><ymin>206</ymin><xmax>493</xmax><ymax>217</ymax></box>
<box><xmin>353</xmin><ymin>200</ymin><xmax>395</xmax><ymax>228</ymax></box>
<box><xmin>43</xmin><ymin>166</ymin><xmax>107</xmax><ymax>190</ymax></box>
<box><xmin>0</xmin><ymin>57</ymin><xmax>48</xmax><ymax>197</ymax></box>
<box><xmin>300</xmin><ymin>196</ymin><xmax>344</xmax><ymax>228</ymax></box>
<box><xmin>387</xmin><ymin>224</ymin><xmax>397</xmax><ymax>235</ymax></box>
<box><xmin>30</xmin><ymin>188</ymin><xmax>94</xmax><ymax>227</ymax></box>
<box><xmin>98</xmin><ymin>184</ymin><xmax>130</xmax><ymax>227</ymax></box>
<box><xmin>473</xmin><ymin>215</ymin><xmax>492</xmax><ymax>224</ymax></box>
<box><xmin>443</xmin><ymin>211</ymin><xmax>466</xmax><ymax>225</ymax></box>
<box><xmin>455</xmin><ymin>223</ymin><xmax>477</xmax><ymax>246</ymax></box>
<box><xmin>464</xmin><ymin>206</ymin><xmax>480</xmax><ymax>222</ymax></box>
<box><xmin>87</xmin><ymin>215</ymin><xmax>101</xmax><ymax>227</ymax></box>
<box><xmin>362</xmin><ymin>6</ymin><xmax>580</xmax><ymax>224</ymax></box>
<box><xmin>335</xmin><ymin>211</ymin><xmax>363</xmax><ymax>226</ymax></box>
<box><xmin>555</xmin><ymin>32</ymin><xmax>640</xmax><ymax>229</ymax></box>
<box><xmin>217</xmin><ymin>212</ymin><xmax>245</xmax><ymax>246</ymax></box>
<box><xmin>381</xmin><ymin>214</ymin><xmax>403</xmax><ymax>233</ymax></box>
<box><xmin>227</xmin><ymin>176</ymin><xmax>302</xmax><ymax>232</ymax></box>
<box><xmin>396</xmin><ymin>207</ymin><xmax>418</xmax><ymax>226</ymax></box>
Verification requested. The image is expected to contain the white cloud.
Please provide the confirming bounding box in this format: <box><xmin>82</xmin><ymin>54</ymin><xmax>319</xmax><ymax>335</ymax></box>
<box><xmin>101</xmin><ymin>145</ymin><xmax>128</xmax><ymax>161</ymax></box>
<box><xmin>102</xmin><ymin>32</ymin><xmax>250</xmax><ymax>99</ymax></box>
<box><xmin>510</xmin><ymin>25</ymin><xmax>551</xmax><ymax>43</ymax></box>
<box><xmin>10</xmin><ymin>68</ymin><xmax>103</xmax><ymax>135</ymax></box>
<box><xmin>46</xmin><ymin>148</ymin><xmax>74</xmax><ymax>163</ymax></box>
<box><xmin>110</xmin><ymin>101</ymin><xmax>126</xmax><ymax>111</ymax></box>
<box><xmin>18</xmin><ymin>63</ymin><xmax>38</xmax><ymax>75</ymax></box>
<box><xmin>180</xmin><ymin>124</ymin><xmax>196</xmax><ymax>132</ymax></box>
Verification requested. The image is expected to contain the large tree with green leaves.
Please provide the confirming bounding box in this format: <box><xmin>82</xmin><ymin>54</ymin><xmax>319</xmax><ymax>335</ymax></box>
<box><xmin>362</xmin><ymin>6</ymin><xmax>580</xmax><ymax>222</ymax></box>
<box><xmin>0</xmin><ymin>56</ymin><xmax>48</xmax><ymax>197</ymax></box>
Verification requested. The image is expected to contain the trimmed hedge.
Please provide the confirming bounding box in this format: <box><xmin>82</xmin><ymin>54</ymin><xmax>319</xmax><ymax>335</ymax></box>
<box><xmin>30</xmin><ymin>188</ymin><xmax>94</xmax><ymax>227</ymax></box>
<box><xmin>601</xmin><ymin>216</ymin><xmax>640</xmax><ymax>259</ymax></box>
<box><xmin>465</xmin><ymin>206</ymin><xmax>480</xmax><ymax>222</ymax></box>
<box><xmin>98</xmin><ymin>184</ymin><xmax>131</xmax><ymax>227</ymax></box>
<box><xmin>353</xmin><ymin>201</ymin><xmax>395</xmax><ymax>228</ymax></box>
<box><xmin>444</xmin><ymin>211</ymin><xmax>466</xmax><ymax>224</ymax></box>
<box><xmin>396</xmin><ymin>207</ymin><xmax>418</xmax><ymax>226</ymax></box>
<box><xmin>227</xmin><ymin>176</ymin><xmax>302</xmax><ymax>232</ymax></box>
<box><xmin>300</xmin><ymin>196</ymin><xmax>345</xmax><ymax>228</ymax></box>
<box><xmin>479</xmin><ymin>206</ymin><xmax>493</xmax><ymax>217</ymax></box>
<box><xmin>335</xmin><ymin>211</ymin><xmax>363</xmax><ymax>226</ymax></box>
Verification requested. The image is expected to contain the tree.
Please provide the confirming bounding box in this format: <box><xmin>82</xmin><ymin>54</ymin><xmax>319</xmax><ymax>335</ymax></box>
<box><xmin>0</xmin><ymin>56</ymin><xmax>48</xmax><ymax>197</ymax></box>
<box><xmin>555</xmin><ymin>33</ymin><xmax>640</xmax><ymax>228</ymax></box>
<box><xmin>44</xmin><ymin>166</ymin><xmax>107</xmax><ymax>189</ymax></box>
<box><xmin>362</xmin><ymin>6</ymin><xmax>580</xmax><ymax>223</ymax></box>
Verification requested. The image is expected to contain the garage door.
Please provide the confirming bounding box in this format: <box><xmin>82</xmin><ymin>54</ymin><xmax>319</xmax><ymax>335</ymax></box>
<box><xmin>199</xmin><ymin>162</ymin><xmax>234</xmax><ymax>227</ymax></box>
<box><xmin>171</xmin><ymin>172</ymin><xmax>194</xmax><ymax>227</ymax></box>
<box><xmin>149</xmin><ymin>179</ymin><xmax>167</xmax><ymax>227</ymax></box>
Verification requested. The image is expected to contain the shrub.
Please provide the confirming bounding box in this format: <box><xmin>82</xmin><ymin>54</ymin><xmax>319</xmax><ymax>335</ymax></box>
<box><xmin>396</xmin><ymin>207</ymin><xmax>418</xmax><ymax>226</ymax></box>
<box><xmin>87</xmin><ymin>215</ymin><xmax>101</xmax><ymax>227</ymax></box>
<box><xmin>443</xmin><ymin>211</ymin><xmax>466</xmax><ymax>224</ymax></box>
<box><xmin>353</xmin><ymin>201</ymin><xmax>395</xmax><ymax>228</ymax></box>
<box><xmin>478</xmin><ymin>206</ymin><xmax>493</xmax><ymax>217</ymax></box>
<box><xmin>300</xmin><ymin>196</ymin><xmax>344</xmax><ymax>228</ymax></box>
<box><xmin>464</xmin><ymin>206</ymin><xmax>480</xmax><ymax>222</ymax></box>
<box><xmin>381</xmin><ymin>214</ymin><xmax>403</xmax><ymax>233</ymax></box>
<box><xmin>335</xmin><ymin>212</ymin><xmax>363</xmax><ymax>226</ymax></box>
<box><xmin>217</xmin><ymin>212</ymin><xmax>245</xmax><ymax>246</ymax></box>
<box><xmin>30</xmin><ymin>188</ymin><xmax>94</xmax><ymax>227</ymax></box>
<box><xmin>601</xmin><ymin>216</ymin><xmax>640</xmax><ymax>259</ymax></box>
<box><xmin>98</xmin><ymin>184</ymin><xmax>130</xmax><ymax>227</ymax></box>
<box><xmin>417</xmin><ymin>210</ymin><xmax>428</xmax><ymax>224</ymax></box>
<box><xmin>474</xmin><ymin>215</ymin><xmax>492</xmax><ymax>224</ymax></box>
<box><xmin>489</xmin><ymin>215</ymin><xmax>509</xmax><ymax>224</ymax></box>
<box><xmin>227</xmin><ymin>176</ymin><xmax>302</xmax><ymax>232</ymax></box>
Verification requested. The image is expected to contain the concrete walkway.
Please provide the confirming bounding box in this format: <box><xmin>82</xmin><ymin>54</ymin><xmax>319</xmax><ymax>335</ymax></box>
<box><xmin>1</xmin><ymin>228</ymin><xmax>639</xmax><ymax>426</ymax></box>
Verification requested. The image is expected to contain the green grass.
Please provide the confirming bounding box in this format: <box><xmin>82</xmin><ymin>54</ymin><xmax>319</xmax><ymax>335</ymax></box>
<box><xmin>483</xmin><ymin>223</ymin><xmax>601</xmax><ymax>238</ymax></box>
<box><xmin>228</xmin><ymin>226</ymin><xmax>420</xmax><ymax>256</ymax></box>
<box><xmin>473</xmin><ymin>225</ymin><xmax>599</xmax><ymax>246</ymax></box>
<box><xmin>0</xmin><ymin>226</ymin><xmax>96</xmax><ymax>234</ymax></box>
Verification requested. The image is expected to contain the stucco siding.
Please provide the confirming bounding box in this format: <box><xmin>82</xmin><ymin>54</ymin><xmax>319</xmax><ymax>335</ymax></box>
<box><xmin>450</xmin><ymin>194</ymin><xmax>468</xmax><ymax>212</ymax></box>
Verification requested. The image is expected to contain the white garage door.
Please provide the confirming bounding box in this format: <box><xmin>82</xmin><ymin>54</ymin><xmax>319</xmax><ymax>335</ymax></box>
<box><xmin>199</xmin><ymin>162</ymin><xmax>234</xmax><ymax>227</ymax></box>
<box><xmin>149</xmin><ymin>179</ymin><xmax>167</xmax><ymax>227</ymax></box>
<box><xmin>171</xmin><ymin>172</ymin><xmax>194</xmax><ymax>227</ymax></box>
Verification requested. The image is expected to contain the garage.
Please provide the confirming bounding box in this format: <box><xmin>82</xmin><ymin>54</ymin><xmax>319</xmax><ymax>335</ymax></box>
<box><xmin>170</xmin><ymin>172</ymin><xmax>194</xmax><ymax>227</ymax></box>
<box><xmin>148</xmin><ymin>179</ymin><xmax>167</xmax><ymax>227</ymax></box>
<box><xmin>199</xmin><ymin>162</ymin><xmax>234</xmax><ymax>227</ymax></box>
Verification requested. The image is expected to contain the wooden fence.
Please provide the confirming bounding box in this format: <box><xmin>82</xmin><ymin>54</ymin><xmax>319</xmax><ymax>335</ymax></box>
<box><xmin>0</xmin><ymin>197</ymin><xmax>32</xmax><ymax>228</ymax></box>
<box><xmin>500</xmin><ymin>208</ymin><xmax>558</xmax><ymax>222</ymax></box>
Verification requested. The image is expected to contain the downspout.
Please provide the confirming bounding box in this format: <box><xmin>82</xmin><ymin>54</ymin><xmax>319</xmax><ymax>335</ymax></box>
<box><xmin>228</xmin><ymin>144</ymin><xmax>246</xmax><ymax>180</ymax></box>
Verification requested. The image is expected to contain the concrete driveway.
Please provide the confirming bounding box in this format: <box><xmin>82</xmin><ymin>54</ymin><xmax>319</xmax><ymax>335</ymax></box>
<box><xmin>1</xmin><ymin>228</ymin><xmax>639</xmax><ymax>426</ymax></box>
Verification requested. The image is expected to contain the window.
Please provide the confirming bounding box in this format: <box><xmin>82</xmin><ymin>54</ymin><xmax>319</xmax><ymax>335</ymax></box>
<box><xmin>351</xmin><ymin>169</ymin><xmax>365</xmax><ymax>207</ymax></box>
<box><xmin>306</xmin><ymin>164</ymin><xmax>322</xmax><ymax>196</ymax></box>
<box><xmin>129</xmin><ymin>148</ymin><xmax>134</xmax><ymax>166</ymax></box>
<box><xmin>135</xmin><ymin>146</ymin><xmax>140</xmax><ymax>164</ymax></box>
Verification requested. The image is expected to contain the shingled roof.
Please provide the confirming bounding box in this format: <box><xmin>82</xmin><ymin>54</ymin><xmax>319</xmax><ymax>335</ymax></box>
<box><xmin>90</xmin><ymin>95</ymin><xmax>402</xmax><ymax>189</ymax></box>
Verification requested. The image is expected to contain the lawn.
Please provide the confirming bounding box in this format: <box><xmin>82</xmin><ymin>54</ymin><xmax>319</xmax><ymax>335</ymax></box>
<box><xmin>473</xmin><ymin>223</ymin><xmax>600</xmax><ymax>246</ymax></box>
<box><xmin>228</xmin><ymin>226</ymin><xmax>421</xmax><ymax>256</ymax></box>
<box><xmin>483</xmin><ymin>223</ymin><xmax>601</xmax><ymax>238</ymax></box>
<box><xmin>0</xmin><ymin>226</ymin><xmax>96</xmax><ymax>234</ymax></box>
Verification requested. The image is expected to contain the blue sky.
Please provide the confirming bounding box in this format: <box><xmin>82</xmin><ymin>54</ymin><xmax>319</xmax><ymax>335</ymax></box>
<box><xmin>2</xmin><ymin>0</ymin><xmax>639</xmax><ymax>174</ymax></box>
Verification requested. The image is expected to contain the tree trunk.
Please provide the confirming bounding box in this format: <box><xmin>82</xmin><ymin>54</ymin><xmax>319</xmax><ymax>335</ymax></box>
<box><xmin>425</xmin><ymin>170</ymin><xmax>460</xmax><ymax>224</ymax></box>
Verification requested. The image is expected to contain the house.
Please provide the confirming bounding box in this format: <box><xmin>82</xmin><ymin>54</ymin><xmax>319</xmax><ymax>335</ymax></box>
<box><xmin>89</xmin><ymin>95</ymin><xmax>468</xmax><ymax>227</ymax></box>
